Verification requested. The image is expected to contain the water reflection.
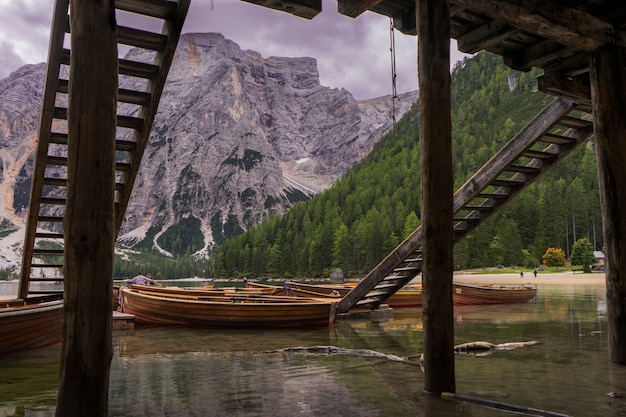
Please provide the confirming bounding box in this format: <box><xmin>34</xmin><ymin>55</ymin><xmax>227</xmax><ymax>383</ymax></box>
<box><xmin>1</xmin><ymin>282</ymin><xmax>624</xmax><ymax>416</ymax></box>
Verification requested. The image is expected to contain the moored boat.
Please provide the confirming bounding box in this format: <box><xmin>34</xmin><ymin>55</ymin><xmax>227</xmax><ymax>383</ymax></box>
<box><xmin>0</xmin><ymin>293</ymin><xmax>64</xmax><ymax>355</ymax></box>
<box><xmin>247</xmin><ymin>281</ymin><xmax>423</xmax><ymax>308</ymax></box>
<box><xmin>453</xmin><ymin>283</ymin><xmax>537</xmax><ymax>305</ymax></box>
<box><xmin>119</xmin><ymin>286</ymin><xmax>337</xmax><ymax>328</ymax></box>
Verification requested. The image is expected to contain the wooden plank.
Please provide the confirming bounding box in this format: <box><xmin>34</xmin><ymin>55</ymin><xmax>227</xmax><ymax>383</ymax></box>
<box><xmin>338</xmin><ymin>0</ymin><xmax>384</xmax><ymax>18</ymax></box>
<box><xmin>589</xmin><ymin>44</ymin><xmax>626</xmax><ymax>365</ymax></box>
<box><xmin>115</xmin><ymin>0</ymin><xmax>176</xmax><ymax>19</ymax></box>
<box><xmin>56</xmin><ymin>0</ymin><xmax>117</xmax><ymax>414</ymax></box>
<box><xmin>457</xmin><ymin>19</ymin><xmax>519</xmax><ymax>54</ymax></box>
<box><xmin>239</xmin><ymin>0</ymin><xmax>321</xmax><ymax>19</ymax></box>
<box><xmin>538</xmin><ymin>71</ymin><xmax>591</xmax><ymax>106</ymax></box>
<box><xmin>117</xmin><ymin>25</ymin><xmax>168</xmax><ymax>51</ymax></box>
<box><xmin>418</xmin><ymin>0</ymin><xmax>455</xmax><ymax>396</ymax></box>
<box><xmin>503</xmin><ymin>39</ymin><xmax>570</xmax><ymax>71</ymax></box>
<box><xmin>451</xmin><ymin>0</ymin><xmax>626</xmax><ymax>51</ymax></box>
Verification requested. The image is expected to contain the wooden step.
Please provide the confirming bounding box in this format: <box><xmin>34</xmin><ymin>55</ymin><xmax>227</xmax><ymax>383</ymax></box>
<box><xmin>490</xmin><ymin>179</ymin><xmax>525</xmax><ymax>188</ymax></box>
<box><xmin>393</xmin><ymin>266</ymin><xmax>421</xmax><ymax>272</ymax></box>
<box><xmin>35</xmin><ymin>232</ymin><xmax>64</xmax><ymax>239</ymax></box>
<box><xmin>30</xmin><ymin>263</ymin><xmax>64</xmax><ymax>268</ymax></box>
<box><xmin>37</xmin><ymin>216</ymin><xmax>64</xmax><ymax>223</ymax></box>
<box><xmin>523</xmin><ymin>149</ymin><xmax>558</xmax><ymax>159</ymax></box>
<box><xmin>33</xmin><ymin>249</ymin><xmax>64</xmax><ymax>255</ymax></box>
<box><xmin>116</xmin><ymin>139</ymin><xmax>138</xmax><ymax>152</ymax></box>
<box><xmin>50</xmin><ymin>132</ymin><xmax>68</xmax><ymax>145</ymax></box>
<box><xmin>117</xmin><ymin>114</ymin><xmax>144</xmax><ymax>130</ymax></box>
<box><xmin>118</xmin><ymin>26</ymin><xmax>168</xmax><ymax>51</ymax></box>
<box><xmin>541</xmin><ymin>132</ymin><xmax>576</xmax><ymax>145</ymax></box>
<box><xmin>43</xmin><ymin>177</ymin><xmax>67</xmax><ymax>187</ymax></box>
<box><xmin>118</xmin><ymin>88</ymin><xmax>151</xmax><ymax>105</ymax></box>
<box><xmin>115</xmin><ymin>0</ymin><xmax>177</xmax><ymax>19</ymax></box>
<box><xmin>28</xmin><ymin>278</ymin><xmax>64</xmax><ymax>282</ymax></box>
<box><xmin>62</xmin><ymin>49</ymin><xmax>160</xmax><ymax>80</ymax></box>
<box><xmin>506</xmin><ymin>164</ymin><xmax>540</xmax><ymax>174</ymax></box>
<box><xmin>478</xmin><ymin>192</ymin><xmax>509</xmax><ymax>200</ymax></box>
<box><xmin>119</xmin><ymin>57</ymin><xmax>160</xmax><ymax>79</ymax></box>
<box><xmin>558</xmin><ymin>115</ymin><xmax>593</xmax><ymax>129</ymax></box>
<box><xmin>463</xmin><ymin>205</ymin><xmax>494</xmax><ymax>211</ymax></box>
<box><xmin>58</xmin><ymin>79</ymin><xmax>151</xmax><ymax>106</ymax></box>
<box><xmin>41</xmin><ymin>197</ymin><xmax>67</xmax><ymax>205</ymax></box>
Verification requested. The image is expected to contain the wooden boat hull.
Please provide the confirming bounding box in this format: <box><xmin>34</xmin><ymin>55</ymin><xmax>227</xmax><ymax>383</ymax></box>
<box><xmin>0</xmin><ymin>294</ymin><xmax>64</xmax><ymax>355</ymax></box>
<box><xmin>248</xmin><ymin>281</ymin><xmax>423</xmax><ymax>308</ymax></box>
<box><xmin>386</xmin><ymin>288</ymin><xmax>422</xmax><ymax>308</ymax></box>
<box><xmin>453</xmin><ymin>283</ymin><xmax>537</xmax><ymax>305</ymax></box>
<box><xmin>120</xmin><ymin>287</ymin><xmax>337</xmax><ymax>328</ymax></box>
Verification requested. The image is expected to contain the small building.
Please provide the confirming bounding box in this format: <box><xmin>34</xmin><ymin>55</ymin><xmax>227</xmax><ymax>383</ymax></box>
<box><xmin>593</xmin><ymin>251</ymin><xmax>606</xmax><ymax>267</ymax></box>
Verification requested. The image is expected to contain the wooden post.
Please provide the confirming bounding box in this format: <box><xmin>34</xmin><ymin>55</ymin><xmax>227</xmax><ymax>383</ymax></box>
<box><xmin>589</xmin><ymin>45</ymin><xmax>626</xmax><ymax>365</ymax></box>
<box><xmin>56</xmin><ymin>1</ymin><xmax>117</xmax><ymax>415</ymax></box>
<box><xmin>417</xmin><ymin>0</ymin><xmax>455</xmax><ymax>394</ymax></box>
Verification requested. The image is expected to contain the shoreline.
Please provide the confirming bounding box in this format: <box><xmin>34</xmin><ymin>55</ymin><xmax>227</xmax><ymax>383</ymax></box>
<box><xmin>452</xmin><ymin>270</ymin><xmax>605</xmax><ymax>286</ymax></box>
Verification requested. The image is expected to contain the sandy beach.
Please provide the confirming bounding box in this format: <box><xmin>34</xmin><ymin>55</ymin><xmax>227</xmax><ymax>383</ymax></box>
<box><xmin>452</xmin><ymin>270</ymin><xmax>606</xmax><ymax>286</ymax></box>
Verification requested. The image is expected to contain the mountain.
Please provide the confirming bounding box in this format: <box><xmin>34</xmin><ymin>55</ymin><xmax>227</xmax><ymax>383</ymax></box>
<box><xmin>214</xmin><ymin>52</ymin><xmax>602</xmax><ymax>278</ymax></box>
<box><xmin>0</xmin><ymin>32</ymin><xmax>416</xmax><ymax>271</ymax></box>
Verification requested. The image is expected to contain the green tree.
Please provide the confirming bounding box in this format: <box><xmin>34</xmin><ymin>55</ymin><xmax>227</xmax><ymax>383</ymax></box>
<box><xmin>570</xmin><ymin>238</ymin><xmax>596</xmax><ymax>273</ymax></box>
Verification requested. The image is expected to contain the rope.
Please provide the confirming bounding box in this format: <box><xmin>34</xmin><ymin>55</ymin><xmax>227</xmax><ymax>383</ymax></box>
<box><xmin>389</xmin><ymin>17</ymin><xmax>398</xmax><ymax>134</ymax></box>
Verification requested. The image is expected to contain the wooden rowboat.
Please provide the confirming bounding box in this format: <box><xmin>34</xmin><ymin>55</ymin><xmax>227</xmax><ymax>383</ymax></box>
<box><xmin>453</xmin><ymin>283</ymin><xmax>537</xmax><ymax>305</ymax></box>
<box><xmin>0</xmin><ymin>293</ymin><xmax>64</xmax><ymax>355</ymax></box>
<box><xmin>247</xmin><ymin>281</ymin><xmax>423</xmax><ymax>308</ymax></box>
<box><xmin>119</xmin><ymin>286</ymin><xmax>337</xmax><ymax>328</ymax></box>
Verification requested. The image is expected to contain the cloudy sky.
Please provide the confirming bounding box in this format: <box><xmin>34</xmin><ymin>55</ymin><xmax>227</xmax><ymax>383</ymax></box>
<box><xmin>0</xmin><ymin>0</ymin><xmax>467</xmax><ymax>99</ymax></box>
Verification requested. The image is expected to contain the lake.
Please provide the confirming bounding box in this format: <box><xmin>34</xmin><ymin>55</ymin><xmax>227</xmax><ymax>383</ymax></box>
<box><xmin>1</xmin><ymin>280</ymin><xmax>625</xmax><ymax>416</ymax></box>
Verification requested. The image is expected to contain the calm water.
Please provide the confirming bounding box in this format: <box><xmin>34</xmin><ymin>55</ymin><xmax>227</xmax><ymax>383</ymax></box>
<box><xmin>1</xmin><ymin>281</ymin><xmax>625</xmax><ymax>417</ymax></box>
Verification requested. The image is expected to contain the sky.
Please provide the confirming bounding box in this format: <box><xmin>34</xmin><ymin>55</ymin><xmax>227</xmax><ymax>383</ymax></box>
<box><xmin>0</xmin><ymin>0</ymin><xmax>467</xmax><ymax>100</ymax></box>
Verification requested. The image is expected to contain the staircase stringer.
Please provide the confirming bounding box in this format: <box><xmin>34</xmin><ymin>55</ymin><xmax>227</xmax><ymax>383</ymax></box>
<box><xmin>337</xmin><ymin>98</ymin><xmax>593</xmax><ymax>313</ymax></box>
<box><xmin>17</xmin><ymin>0</ymin><xmax>70</xmax><ymax>299</ymax></box>
<box><xmin>114</xmin><ymin>0</ymin><xmax>191</xmax><ymax>235</ymax></box>
<box><xmin>18</xmin><ymin>0</ymin><xmax>191</xmax><ymax>298</ymax></box>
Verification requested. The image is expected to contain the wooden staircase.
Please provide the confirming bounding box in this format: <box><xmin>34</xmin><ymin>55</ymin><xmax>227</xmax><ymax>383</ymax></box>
<box><xmin>337</xmin><ymin>98</ymin><xmax>594</xmax><ymax>313</ymax></box>
<box><xmin>17</xmin><ymin>0</ymin><xmax>190</xmax><ymax>298</ymax></box>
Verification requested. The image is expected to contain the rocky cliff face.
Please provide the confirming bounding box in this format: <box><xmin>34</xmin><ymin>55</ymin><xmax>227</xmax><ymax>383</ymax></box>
<box><xmin>0</xmin><ymin>32</ymin><xmax>416</xmax><ymax>264</ymax></box>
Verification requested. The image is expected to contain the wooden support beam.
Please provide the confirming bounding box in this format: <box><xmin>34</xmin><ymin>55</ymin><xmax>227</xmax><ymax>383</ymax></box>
<box><xmin>418</xmin><ymin>0</ymin><xmax>455</xmax><ymax>395</ymax></box>
<box><xmin>589</xmin><ymin>44</ymin><xmax>626</xmax><ymax>365</ymax></box>
<box><xmin>239</xmin><ymin>0</ymin><xmax>321</xmax><ymax>19</ymax></box>
<box><xmin>56</xmin><ymin>1</ymin><xmax>117</xmax><ymax>415</ymax></box>
<box><xmin>393</xmin><ymin>7</ymin><xmax>416</xmax><ymax>36</ymax></box>
<box><xmin>452</xmin><ymin>0</ymin><xmax>626</xmax><ymax>51</ymax></box>
<box><xmin>538</xmin><ymin>71</ymin><xmax>591</xmax><ymax>106</ymax></box>
<box><xmin>503</xmin><ymin>39</ymin><xmax>570</xmax><ymax>72</ymax></box>
<box><xmin>457</xmin><ymin>19</ymin><xmax>519</xmax><ymax>54</ymax></box>
<box><xmin>338</xmin><ymin>0</ymin><xmax>383</xmax><ymax>18</ymax></box>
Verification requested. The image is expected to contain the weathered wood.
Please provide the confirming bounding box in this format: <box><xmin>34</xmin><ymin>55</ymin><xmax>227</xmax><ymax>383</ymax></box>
<box><xmin>457</xmin><ymin>20</ymin><xmax>518</xmax><ymax>54</ymax></box>
<box><xmin>589</xmin><ymin>44</ymin><xmax>626</xmax><ymax>365</ymax></box>
<box><xmin>451</xmin><ymin>0</ymin><xmax>626</xmax><ymax>51</ymax></box>
<box><xmin>418</xmin><ymin>0</ymin><xmax>455</xmax><ymax>395</ymax></box>
<box><xmin>503</xmin><ymin>40</ymin><xmax>570</xmax><ymax>72</ymax></box>
<box><xmin>113</xmin><ymin>0</ymin><xmax>191</xmax><ymax>235</ymax></box>
<box><xmin>55</xmin><ymin>1</ymin><xmax>117</xmax><ymax>415</ymax></box>
<box><xmin>338</xmin><ymin>0</ymin><xmax>384</xmax><ymax>18</ymax></box>
<box><xmin>18</xmin><ymin>0</ymin><xmax>70</xmax><ymax>299</ymax></box>
<box><xmin>239</xmin><ymin>0</ymin><xmax>321</xmax><ymax>19</ymax></box>
<box><xmin>538</xmin><ymin>71</ymin><xmax>591</xmax><ymax>106</ymax></box>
